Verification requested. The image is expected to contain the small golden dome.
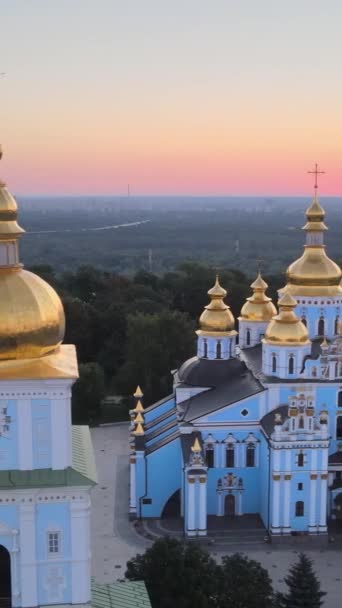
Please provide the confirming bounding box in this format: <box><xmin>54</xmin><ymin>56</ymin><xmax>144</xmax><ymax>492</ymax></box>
<box><xmin>264</xmin><ymin>293</ymin><xmax>310</xmax><ymax>346</ymax></box>
<box><xmin>0</xmin><ymin>150</ymin><xmax>65</xmax><ymax>360</ymax></box>
<box><xmin>285</xmin><ymin>194</ymin><xmax>342</xmax><ymax>297</ymax></box>
<box><xmin>239</xmin><ymin>272</ymin><xmax>277</xmax><ymax>322</ymax></box>
<box><xmin>197</xmin><ymin>276</ymin><xmax>235</xmax><ymax>334</ymax></box>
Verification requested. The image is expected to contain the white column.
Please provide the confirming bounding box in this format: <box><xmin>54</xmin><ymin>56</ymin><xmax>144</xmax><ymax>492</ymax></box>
<box><xmin>186</xmin><ymin>478</ymin><xmax>196</xmax><ymax>536</ymax></box>
<box><xmin>214</xmin><ymin>442</ymin><xmax>221</xmax><ymax>468</ymax></box>
<box><xmin>129</xmin><ymin>455</ymin><xmax>136</xmax><ymax>513</ymax></box>
<box><xmin>271</xmin><ymin>476</ymin><xmax>281</xmax><ymax>531</ymax></box>
<box><xmin>271</xmin><ymin>449</ymin><xmax>281</xmax><ymax>532</ymax></box>
<box><xmin>17</xmin><ymin>399</ymin><xmax>33</xmax><ymax>470</ymax></box>
<box><xmin>11</xmin><ymin>531</ymin><xmax>20</xmax><ymax>608</ymax></box>
<box><xmin>70</xmin><ymin>499</ymin><xmax>91</xmax><ymax>604</ymax></box>
<box><xmin>283</xmin><ymin>476</ymin><xmax>291</xmax><ymax>530</ymax></box>
<box><xmin>19</xmin><ymin>503</ymin><xmax>38</xmax><ymax>607</ymax></box>
<box><xmin>217</xmin><ymin>492</ymin><xmax>224</xmax><ymax>516</ymax></box>
<box><xmin>198</xmin><ymin>477</ymin><xmax>207</xmax><ymax>535</ymax></box>
<box><xmin>237</xmin><ymin>491</ymin><xmax>243</xmax><ymax>516</ymax></box>
<box><xmin>309</xmin><ymin>475</ymin><xmax>317</xmax><ymax>530</ymax></box>
<box><xmin>319</xmin><ymin>475</ymin><xmax>328</xmax><ymax>531</ymax></box>
<box><xmin>51</xmin><ymin>397</ymin><xmax>72</xmax><ymax>469</ymax></box>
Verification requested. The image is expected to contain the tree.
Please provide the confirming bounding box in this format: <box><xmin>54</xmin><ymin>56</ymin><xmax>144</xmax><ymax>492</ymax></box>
<box><xmin>281</xmin><ymin>553</ymin><xmax>326</xmax><ymax>608</ymax></box>
<box><xmin>125</xmin><ymin>537</ymin><xmax>219</xmax><ymax>608</ymax></box>
<box><xmin>72</xmin><ymin>362</ymin><xmax>105</xmax><ymax>424</ymax></box>
<box><xmin>115</xmin><ymin>310</ymin><xmax>195</xmax><ymax>404</ymax></box>
<box><xmin>217</xmin><ymin>553</ymin><xmax>275</xmax><ymax>608</ymax></box>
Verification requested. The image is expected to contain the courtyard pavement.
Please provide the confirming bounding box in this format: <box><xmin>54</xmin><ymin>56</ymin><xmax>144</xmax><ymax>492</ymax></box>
<box><xmin>91</xmin><ymin>423</ymin><xmax>342</xmax><ymax>607</ymax></box>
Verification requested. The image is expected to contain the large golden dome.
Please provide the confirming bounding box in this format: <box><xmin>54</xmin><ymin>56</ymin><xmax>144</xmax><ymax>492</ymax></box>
<box><xmin>197</xmin><ymin>276</ymin><xmax>236</xmax><ymax>334</ymax></box>
<box><xmin>239</xmin><ymin>272</ymin><xmax>277</xmax><ymax>322</ymax></box>
<box><xmin>0</xmin><ymin>268</ymin><xmax>65</xmax><ymax>360</ymax></box>
<box><xmin>0</xmin><ymin>151</ymin><xmax>65</xmax><ymax>360</ymax></box>
<box><xmin>264</xmin><ymin>293</ymin><xmax>310</xmax><ymax>346</ymax></box>
<box><xmin>285</xmin><ymin>195</ymin><xmax>342</xmax><ymax>297</ymax></box>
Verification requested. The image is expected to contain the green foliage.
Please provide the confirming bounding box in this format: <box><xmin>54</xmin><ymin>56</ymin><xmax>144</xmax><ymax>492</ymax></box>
<box><xmin>217</xmin><ymin>553</ymin><xmax>275</xmax><ymax>608</ymax></box>
<box><xmin>72</xmin><ymin>362</ymin><xmax>105</xmax><ymax>425</ymax></box>
<box><xmin>116</xmin><ymin>310</ymin><xmax>195</xmax><ymax>404</ymax></box>
<box><xmin>125</xmin><ymin>537</ymin><xmax>219</xmax><ymax>608</ymax></box>
<box><xmin>126</xmin><ymin>540</ymin><xmax>287</xmax><ymax>608</ymax></box>
<box><xmin>280</xmin><ymin>553</ymin><xmax>326</xmax><ymax>608</ymax></box>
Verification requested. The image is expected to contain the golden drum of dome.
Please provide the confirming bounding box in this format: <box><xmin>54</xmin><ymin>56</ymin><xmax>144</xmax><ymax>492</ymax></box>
<box><xmin>239</xmin><ymin>273</ymin><xmax>277</xmax><ymax>322</ymax></box>
<box><xmin>0</xmin><ymin>268</ymin><xmax>65</xmax><ymax>360</ymax></box>
<box><xmin>198</xmin><ymin>276</ymin><xmax>235</xmax><ymax>333</ymax></box>
<box><xmin>285</xmin><ymin>194</ymin><xmax>342</xmax><ymax>297</ymax></box>
<box><xmin>264</xmin><ymin>293</ymin><xmax>310</xmax><ymax>346</ymax></box>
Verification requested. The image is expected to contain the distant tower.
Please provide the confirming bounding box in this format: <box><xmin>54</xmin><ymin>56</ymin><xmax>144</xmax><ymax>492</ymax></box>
<box><xmin>148</xmin><ymin>249</ymin><xmax>153</xmax><ymax>273</ymax></box>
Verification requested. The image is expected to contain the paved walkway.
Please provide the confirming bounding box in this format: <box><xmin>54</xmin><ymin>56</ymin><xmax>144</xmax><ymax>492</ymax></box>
<box><xmin>91</xmin><ymin>424</ymin><xmax>342</xmax><ymax>607</ymax></box>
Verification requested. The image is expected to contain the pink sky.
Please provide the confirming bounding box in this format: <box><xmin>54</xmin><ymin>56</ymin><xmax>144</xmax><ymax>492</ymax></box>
<box><xmin>1</xmin><ymin>1</ymin><xmax>342</xmax><ymax>195</ymax></box>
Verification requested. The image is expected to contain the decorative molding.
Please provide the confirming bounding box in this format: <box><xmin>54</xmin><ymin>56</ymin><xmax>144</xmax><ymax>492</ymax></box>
<box><xmin>284</xmin><ymin>474</ymin><xmax>292</xmax><ymax>480</ymax></box>
<box><xmin>273</xmin><ymin>474</ymin><xmax>281</xmax><ymax>481</ymax></box>
<box><xmin>321</xmin><ymin>473</ymin><xmax>328</xmax><ymax>480</ymax></box>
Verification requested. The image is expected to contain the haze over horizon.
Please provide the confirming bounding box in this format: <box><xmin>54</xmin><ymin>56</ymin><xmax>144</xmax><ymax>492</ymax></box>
<box><xmin>1</xmin><ymin>1</ymin><xmax>342</xmax><ymax>196</ymax></box>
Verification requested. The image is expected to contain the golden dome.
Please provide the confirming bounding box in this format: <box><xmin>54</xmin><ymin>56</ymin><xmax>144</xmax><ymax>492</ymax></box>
<box><xmin>197</xmin><ymin>276</ymin><xmax>236</xmax><ymax>334</ymax></box>
<box><xmin>0</xmin><ymin>268</ymin><xmax>65</xmax><ymax>360</ymax></box>
<box><xmin>239</xmin><ymin>272</ymin><xmax>277</xmax><ymax>322</ymax></box>
<box><xmin>285</xmin><ymin>194</ymin><xmax>342</xmax><ymax>297</ymax></box>
<box><xmin>0</xmin><ymin>151</ymin><xmax>65</xmax><ymax>360</ymax></box>
<box><xmin>264</xmin><ymin>293</ymin><xmax>310</xmax><ymax>346</ymax></box>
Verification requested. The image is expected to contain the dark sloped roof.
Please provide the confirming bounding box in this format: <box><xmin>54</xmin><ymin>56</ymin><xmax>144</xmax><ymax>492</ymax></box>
<box><xmin>329</xmin><ymin>451</ymin><xmax>342</xmax><ymax>464</ymax></box>
<box><xmin>92</xmin><ymin>580</ymin><xmax>152</xmax><ymax>608</ymax></box>
<box><xmin>260</xmin><ymin>405</ymin><xmax>289</xmax><ymax>437</ymax></box>
<box><xmin>178</xmin><ymin>357</ymin><xmax>264</xmax><ymax>422</ymax></box>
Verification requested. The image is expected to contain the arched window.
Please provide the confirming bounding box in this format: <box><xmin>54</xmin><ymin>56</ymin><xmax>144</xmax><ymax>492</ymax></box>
<box><xmin>301</xmin><ymin>317</ymin><xmax>307</xmax><ymax>327</ymax></box>
<box><xmin>297</xmin><ymin>452</ymin><xmax>304</xmax><ymax>467</ymax></box>
<box><xmin>205</xmin><ymin>445</ymin><xmax>214</xmax><ymax>468</ymax></box>
<box><xmin>203</xmin><ymin>340</ymin><xmax>208</xmax><ymax>358</ymax></box>
<box><xmin>272</xmin><ymin>355</ymin><xmax>277</xmax><ymax>373</ymax></box>
<box><xmin>335</xmin><ymin>317</ymin><xmax>340</xmax><ymax>335</ymax></box>
<box><xmin>246</xmin><ymin>444</ymin><xmax>255</xmax><ymax>467</ymax></box>
<box><xmin>246</xmin><ymin>329</ymin><xmax>251</xmax><ymax>346</ymax></box>
<box><xmin>288</xmin><ymin>356</ymin><xmax>294</xmax><ymax>375</ymax></box>
<box><xmin>216</xmin><ymin>341</ymin><xmax>222</xmax><ymax>359</ymax></box>
<box><xmin>226</xmin><ymin>445</ymin><xmax>235</xmax><ymax>468</ymax></box>
<box><xmin>338</xmin><ymin>391</ymin><xmax>342</xmax><ymax>407</ymax></box>
<box><xmin>295</xmin><ymin>501</ymin><xmax>304</xmax><ymax>517</ymax></box>
<box><xmin>318</xmin><ymin>317</ymin><xmax>325</xmax><ymax>336</ymax></box>
<box><xmin>336</xmin><ymin>416</ymin><xmax>342</xmax><ymax>440</ymax></box>
<box><xmin>299</xmin><ymin>416</ymin><xmax>304</xmax><ymax>429</ymax></box>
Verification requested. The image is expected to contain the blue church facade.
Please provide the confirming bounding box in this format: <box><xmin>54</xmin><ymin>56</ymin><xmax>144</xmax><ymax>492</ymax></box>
<box><xmin>129</xmin><ymin>191</ymin><xmax>342</xmax><ymax>541</ymax></box>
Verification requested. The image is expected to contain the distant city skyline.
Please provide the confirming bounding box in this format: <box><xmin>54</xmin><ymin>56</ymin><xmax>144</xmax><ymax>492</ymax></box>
<box><xmin>1</xmin><ymin>0</ymin><xmax>342</xmax><ymax>195</ymax></box>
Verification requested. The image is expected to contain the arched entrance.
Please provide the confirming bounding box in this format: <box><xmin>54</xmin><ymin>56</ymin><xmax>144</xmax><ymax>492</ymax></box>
<box><xmin>161</xmin><ymin>490</ymin><xmax>181</xmax><ymax>518</ymax></box>
<box><xmin>225</xmin><ymin>494</ymin><xmax>235</xmax><ymax>516</ymax></box>
<box><xmin>0</xmin><ymin>545</ymin><xmax>11</xmax><ymax>606</ymax></box>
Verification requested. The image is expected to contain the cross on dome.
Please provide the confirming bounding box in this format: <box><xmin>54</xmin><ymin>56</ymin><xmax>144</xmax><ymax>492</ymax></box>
<box><xmin>308</xmin><ymin>163</ymin><xmax>325</xmax><ymax>192</ymax></box>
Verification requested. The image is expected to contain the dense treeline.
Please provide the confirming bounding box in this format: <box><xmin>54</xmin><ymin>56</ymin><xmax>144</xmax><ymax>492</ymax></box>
<box><xmin>29</xmin><ymin>262</ymin><xmax>283</xmax><ymax>421</ymax></box>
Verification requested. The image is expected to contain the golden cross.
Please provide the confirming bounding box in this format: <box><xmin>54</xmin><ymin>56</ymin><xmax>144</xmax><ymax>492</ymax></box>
<box><xmin>308</xmin><ymin>163</ymin><xmax>325</xmax><ymax>191</ymax></box>
<box><xmin>256</xmin><ymin>258</ymin><xmax>264</xmax><ymax>273</ymax></box>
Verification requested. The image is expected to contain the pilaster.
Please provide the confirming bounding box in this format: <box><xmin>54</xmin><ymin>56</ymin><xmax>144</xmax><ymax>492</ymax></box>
<box><xmin>19</xmin><ymin>503</ymin><xmax>38</xmax><ymax>607</ymax></box>
<box><xmin>70</xmin><ymin>499</ymin><xmax>91</xmax><ymax>604</ymax></box>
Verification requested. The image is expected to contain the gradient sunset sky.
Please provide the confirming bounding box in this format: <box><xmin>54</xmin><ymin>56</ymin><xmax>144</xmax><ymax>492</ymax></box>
<box><xmin>1</xmin><ymin>0</ymin><xmax>342</xmax><ymax>195</ymax></box>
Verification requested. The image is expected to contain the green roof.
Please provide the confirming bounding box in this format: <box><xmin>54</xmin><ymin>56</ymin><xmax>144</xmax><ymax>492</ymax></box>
<box><xmin>92</xmin><ymin>581</ymin><xmax>152</xmax><ymax>608</ymax></box>
<box><xmin>0</xmin><ymin>425</ymin><xmax>97</xmax><ymax>489</ymax></box>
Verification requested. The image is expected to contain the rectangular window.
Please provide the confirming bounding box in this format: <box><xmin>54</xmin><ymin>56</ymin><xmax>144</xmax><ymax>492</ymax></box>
<box><xmin>206</xmin><ymin>449</ymin><xmax>214</xmax><ymax>468</ymax></box>
<box><xmin>226</xmin><ymin>448</ymin><xmax>235</xmax><ymax>468</ymax></box>
<box><xmin>297</xmin><ymin>453</ymin><xmax>304</xmax><ymax>467</ymax></box>
<box><xmin>336</xmin><ymin>471</ymin><xmax>342</xmax><ymax>481</ymax></box>
<box><xmin>297</xmin><ymin>483</ymin><xmax>303</xmax><ymax>490</ymax></box>
<box><xmin>246</xmin><ymin>445</ymin><xmax>255</xmax><ymax>467</ymax></box>
<box><xmin>48</xmin><ymin>532</ymin><xmax>60</xmax><ymax>555</ymax></box>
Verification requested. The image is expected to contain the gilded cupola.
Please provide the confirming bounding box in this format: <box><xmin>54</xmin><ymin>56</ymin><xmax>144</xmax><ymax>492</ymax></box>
<box><xmin>239</xmin><ymin>272</ymin><xmax>277</xmax><ymax>322</ymax></box>
<box><xmin>197</xmin><ymin>276</ymin><xmax>236</xmax><ymax>335</ymax></box>
<box><xmin>264</xmin><ymin>293</ymin><xmax>310</xmax><ymax>346</ymax></box>
<box><xmin>285</xmin><ymin>191</ymin><xmax>342</xmax><ymax>297</ymax></box>
<box><xmin>0</xmin><ymin>146</ymin><xmax>65</xmax><ymax>360</ymax></box>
